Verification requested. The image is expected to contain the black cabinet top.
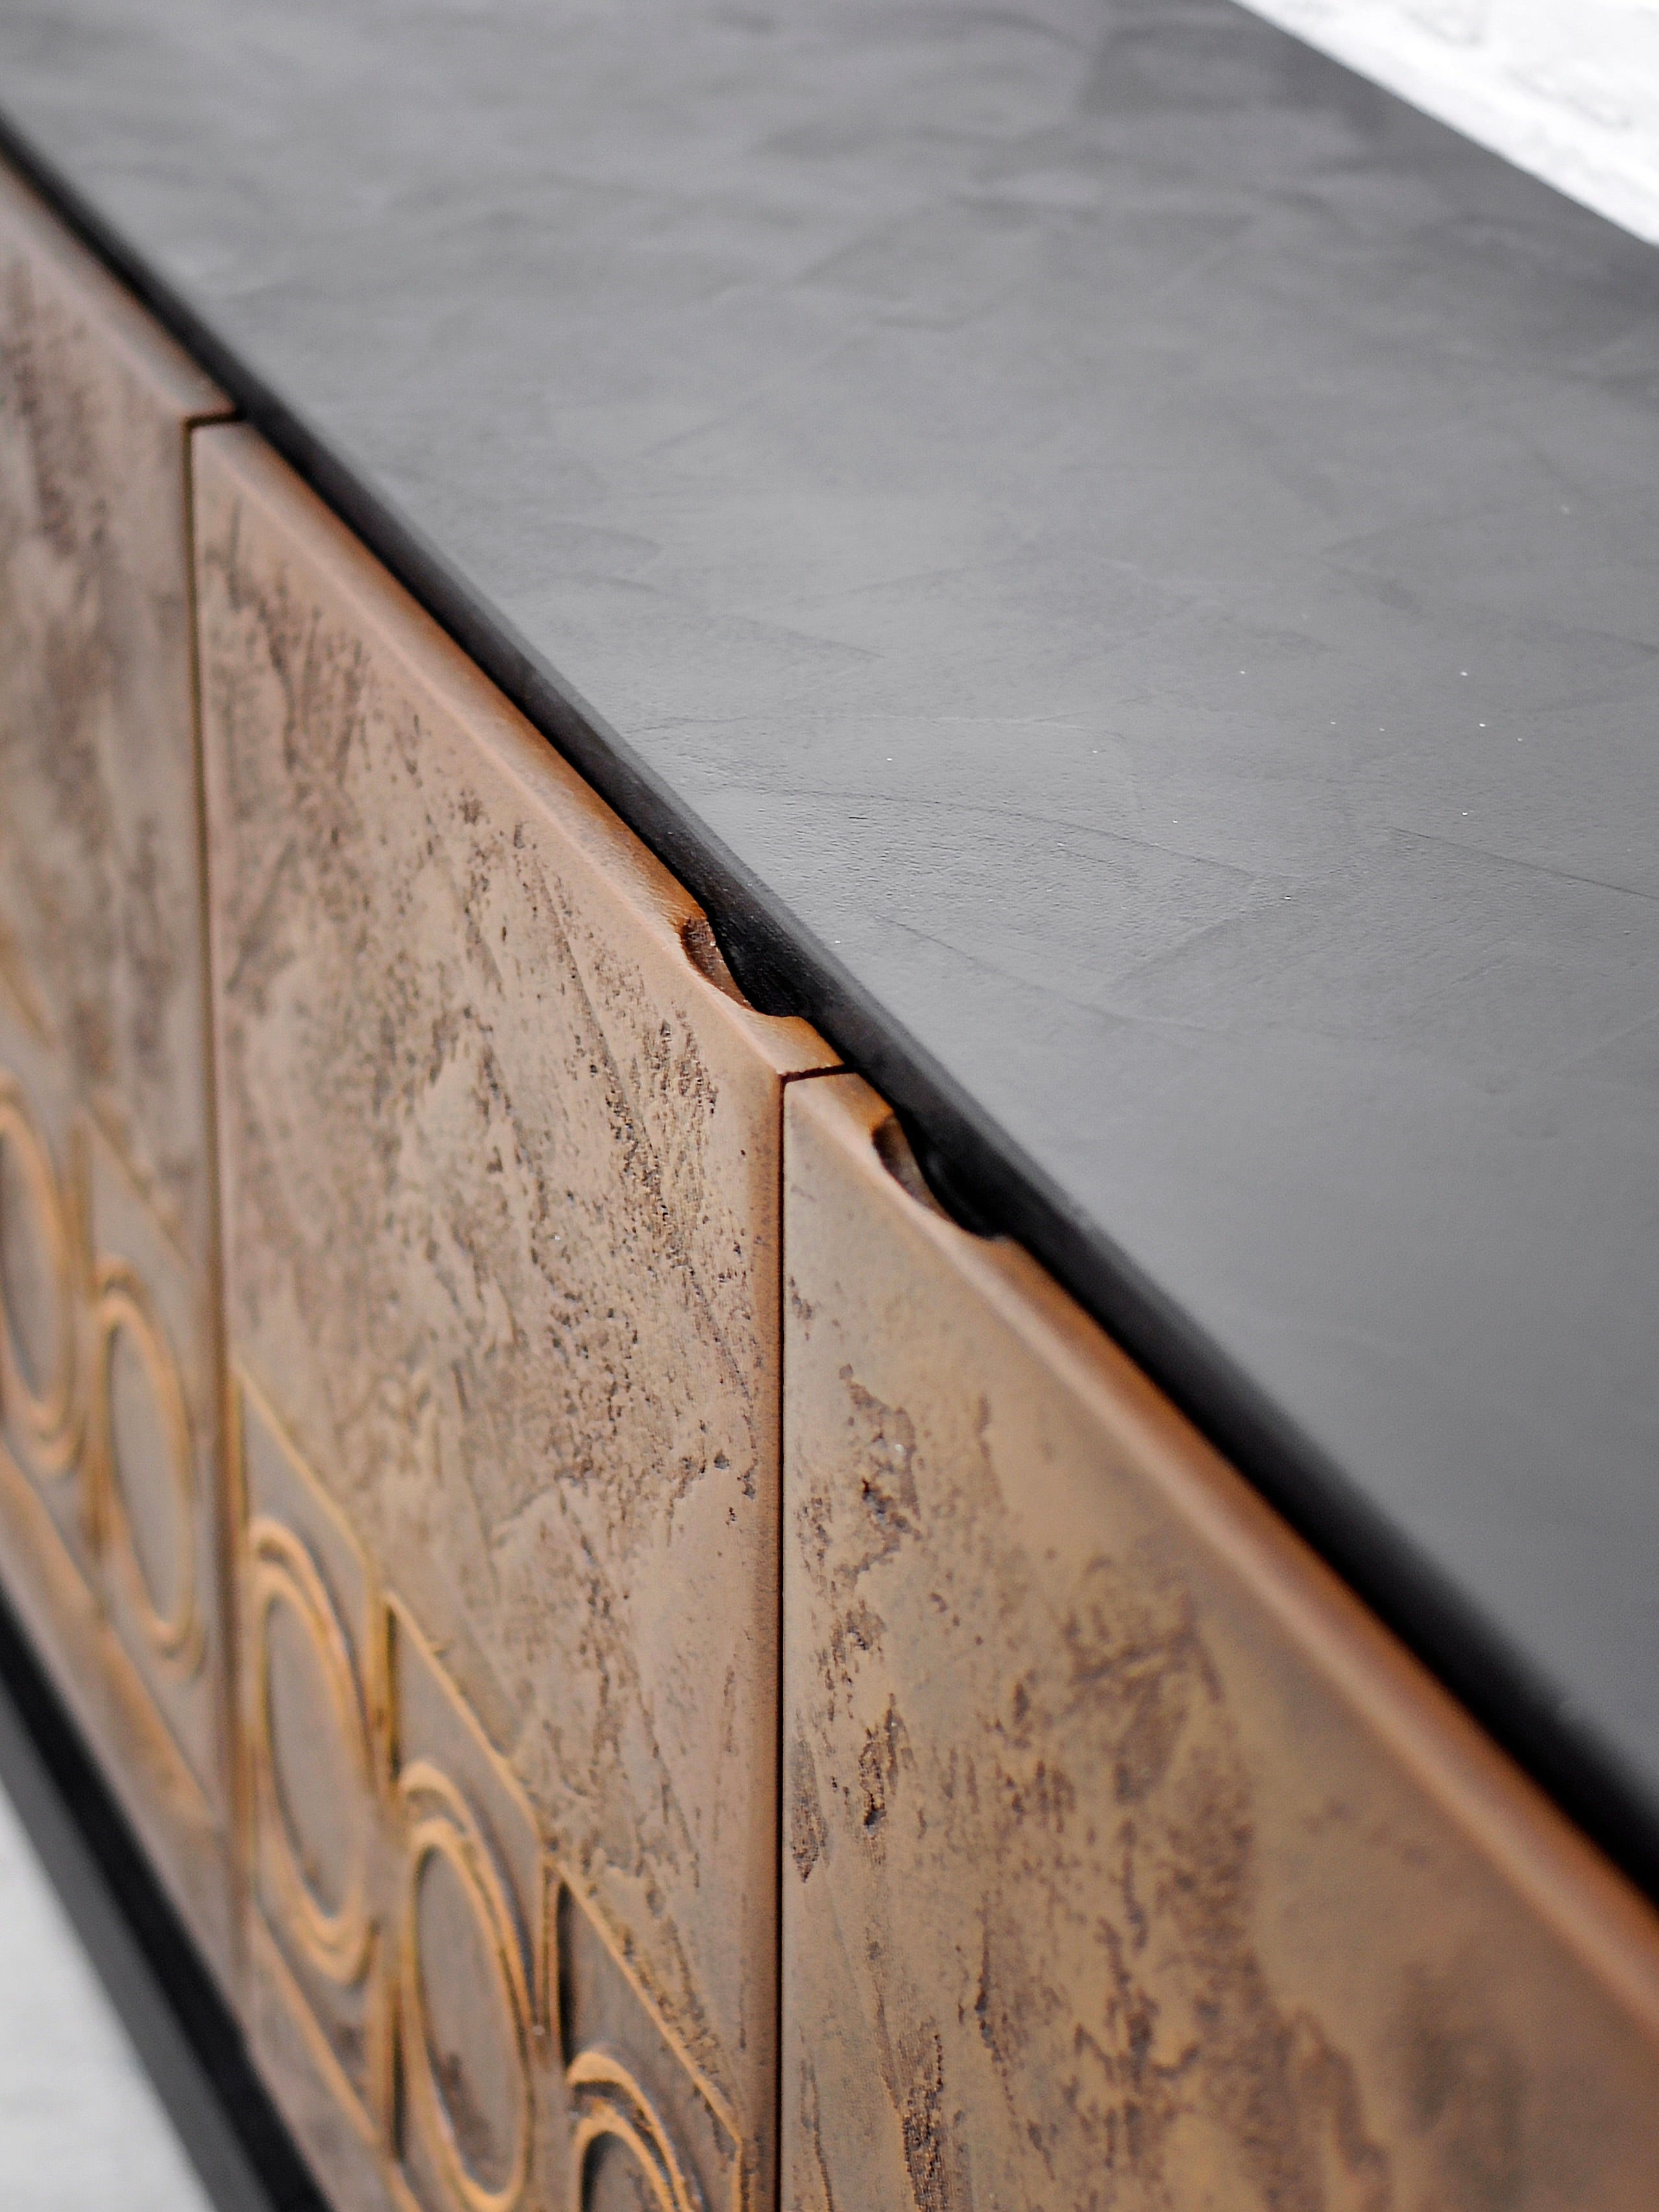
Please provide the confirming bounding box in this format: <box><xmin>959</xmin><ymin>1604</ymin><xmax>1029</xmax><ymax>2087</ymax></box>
<box><xmin>4</xmin><ymin>0</ymin><xmax>1657</xmax><ymax>1880</ymax></box>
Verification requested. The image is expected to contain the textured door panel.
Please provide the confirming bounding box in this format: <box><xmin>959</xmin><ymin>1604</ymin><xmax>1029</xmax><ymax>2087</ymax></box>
<box><xmin>195</xmin><ymin>422</ymin><xmax>834</xmax><ymax>2211</ymax></box>
<box><xmin>238</xmin><ymin>1362</ymin><xmax>395</xmax><ymax>2212</ymax></box>
<box><xmin>782</xmin><ymin>1072</ymin><xmax>1659</xmax><ymax>2212</ymax></box>
<box><xmin>0</xmin><ymin>162</ymin><xmax>237</xmax><ymax>1986</ymax></box>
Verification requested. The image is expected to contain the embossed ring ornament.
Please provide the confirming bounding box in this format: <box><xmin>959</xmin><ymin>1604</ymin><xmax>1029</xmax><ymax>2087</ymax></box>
<box><xmin>248</xmin><ymin>1514</ymin><xmax>376</xmax><ymax>1985</ymax></box>
<box><xmin>567</xmin><ymin>2052</ymin><xmax>703</xmax><ymax>2212</ymax></box>
<box><xmin>91</xmin><ymin>1260</ymin><xmax>198</xmax><ymax>1669</ymax></box>
<box><xmin>396</xmin><ymin>1758</ymin><xmax>533</xmax><ymax>2212</ymax></box>
<box><xmin>0</xmin><ymin>1076</ymin><xmax>79</xmax><ymax>1472</ymax></box>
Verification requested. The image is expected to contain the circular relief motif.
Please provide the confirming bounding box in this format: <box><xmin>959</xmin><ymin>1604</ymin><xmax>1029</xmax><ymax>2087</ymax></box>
<box><xmin>248</xmin><ymin>1516</ymin><xmax>376</xmax><ymax>1984</ymax></box>
<box><xmin>568</xmin><ymin>2054</ymin><xmax>703</xmax><ymax>2212</ymax></box>
<box><xmin>0</xmin><ymin>1078</ymin><xmax>78</xmax><ymax>1469</ymax></box>
<box><xmin>91</xmin><ymin>1262</ymin><xmax>197</xmax><ymax>1668</ymax></box>
<box><xmin>397</xmin><ymin>1760</ymin><xmax>533</xmax><ymax>2212</ymax></box>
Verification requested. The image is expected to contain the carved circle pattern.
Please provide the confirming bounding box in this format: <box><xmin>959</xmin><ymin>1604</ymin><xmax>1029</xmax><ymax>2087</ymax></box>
<box><xmin>0</xmin><ymin>1076</ymin><xmax>79</xmax><ymax>1472</ymax></box>
<box><xmin>568</xmin><ymin>2053</ymin><xmax>704</xmax><ymax>2212</ymax></box>
<box><xmin>396</xmin><ymin>1758</ymin><xmax>533</xmax><ymax>2212</ymax></box>
<box><xmin>248</xmin><ymin>1514</ymin><xmax>376</xmax><ymax>1985</ymax></box>
<box><xmin>91</xmin><ymin>1259</ymin><xmax>198</xmax><ymax>1668</ymax></box>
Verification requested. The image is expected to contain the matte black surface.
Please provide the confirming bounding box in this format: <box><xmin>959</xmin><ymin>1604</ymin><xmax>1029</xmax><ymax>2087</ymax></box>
<box><xmin>0</xmin><ymin>0</ymin><xmax>1656</xmax><ymax>1878</ymax></box>
<box><xmin>0</xmin><ymin>1586</ymin><xmax>326</xmax><ymax>2212</ymax></box>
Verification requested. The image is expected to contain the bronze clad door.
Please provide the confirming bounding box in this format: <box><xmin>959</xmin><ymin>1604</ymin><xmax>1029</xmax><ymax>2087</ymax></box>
<box><xmin>0</xmin><ymin>162</ymin><xmax>238</xmax><ymax>1991</ymax></box>
<box><xmin>781</xmin><ymin>1071</ymin><xmax>1659</xmax><ymax>2212</ymax></box>
<box><xmin>195</xmin><ymin>422</ymin><xmax>835</xmax><ymax>2212</ymax></box>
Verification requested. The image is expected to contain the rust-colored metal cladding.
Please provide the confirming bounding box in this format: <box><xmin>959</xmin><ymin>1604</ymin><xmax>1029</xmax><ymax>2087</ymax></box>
<box><xmin>237</xmin><ymin>1365</ymin><xmax>396</xmax><ymax>2212</ymax></box>
<box><xmin>0</xmin><ymin>161</ymin><xmax>237</xmax><ymax>1986</ymax></box>
<box><xmin>782</xmin><ymin>1073</ymin><xmax>1659</xmax><ymax>2212</ymax></box>
<box><xmin>195</xmin><ymin>422</ymin><xmax>835</xmax><ymax>2209</ymax></box>
<box><xmin>235</xmin><ymin>1359</ymin><xmax>751</xmax><ymax>2212</ymax></box>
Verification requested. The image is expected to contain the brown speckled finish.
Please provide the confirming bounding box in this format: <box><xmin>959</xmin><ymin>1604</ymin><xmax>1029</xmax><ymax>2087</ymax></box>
<box><xmin>782</xmin><ymin>1072</ymin><xmax>1659</xmax><ymax>2212</ymax></box>
<box><xmin>0</xmin><ymin>160</ymin><xmax>237</xmax><ymax>1989</ymax></box>
<box><xmin>0</xmin><ymin>162</ymin><xmax>226</xmax><ymax>1265</ymax></box>
<box><xmin>194</xmin><ymin>422</ymin><xmax>835</xmax><ymax>2210</ymax></box>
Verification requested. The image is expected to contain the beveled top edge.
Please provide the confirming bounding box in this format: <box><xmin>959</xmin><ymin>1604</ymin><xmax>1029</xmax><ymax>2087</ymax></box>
<box><xmin>3</xmin><ymin>0</ymin><xmax>1656</xmax><ymax>1906</ymax></box>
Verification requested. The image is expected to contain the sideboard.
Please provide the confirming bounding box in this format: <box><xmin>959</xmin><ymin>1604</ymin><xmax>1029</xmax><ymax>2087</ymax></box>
<box><xmin>3</xmin><ymin>3</ymin><xmax>1659</xmax><ymax>2206</ymax></box>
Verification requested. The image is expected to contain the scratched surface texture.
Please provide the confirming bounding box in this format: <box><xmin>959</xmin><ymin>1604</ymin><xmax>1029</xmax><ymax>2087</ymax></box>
<box><xmin>0</xmin><ymin>0</ymin><xmax>1654</xmax><ymax>1843</ymax></box>
<box><xmin>0</xmin><ymin>164</ymin><xmax>238</xmax><ymax>1987</ymax></box>
<box><xmin>195</xmin><ymin>424</ymin><xmax>832</xmax><ymax>2209</ymax></box>
<box><xmin>784</xmin><ymin>1073</ymin><xmax>1659</xmax><ymax>2212</ymax></box>
<box><xmin>0</xmin><ymin>162</ymin><xmax>225</xmax><ymax>1272</ymax></box>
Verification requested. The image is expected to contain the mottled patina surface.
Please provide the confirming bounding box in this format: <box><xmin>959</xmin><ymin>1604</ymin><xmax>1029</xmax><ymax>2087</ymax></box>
<box><xmin>784</xmin><ymin>1072</ymin><xmax>1659</xmax><ymax>2212</ymax></box>
<box><xmin>0</xmin><ymin>163</ymin><xmax>225</xmax><ymax>1267</ymax></box>
<box><xmin>0</xmin><ymin>162</ymin><xmax>236</xmax><ymax>1986</ymax></box>
<box><xmin>195</xmin><ymin>424</ymin><xmax>832</xmax><ymax>2207</ymax></box>
<box><xmin>3</xmin><ymin>8</ymin><xmax>1659</xmax><ymax>1849</ymax></box>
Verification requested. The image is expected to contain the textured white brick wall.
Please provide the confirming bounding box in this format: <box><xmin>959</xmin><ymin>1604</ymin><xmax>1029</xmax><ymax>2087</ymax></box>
<box><xmin>1240</xmin><ymin>0</ymin><xmax>1659</xmax><ymax>243</ymax></box>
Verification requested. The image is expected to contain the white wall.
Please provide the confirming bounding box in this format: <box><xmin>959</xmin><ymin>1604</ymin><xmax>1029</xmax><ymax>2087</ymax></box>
<box><xmin>0</xmin><ymin>1784</ymin><xmax>210</xmax><ymax>2212</ymax></box>
<box><xmin>1239</xmin><ymin>0</ymin><xmax>1659</xmax><ymax>243</ymax></box>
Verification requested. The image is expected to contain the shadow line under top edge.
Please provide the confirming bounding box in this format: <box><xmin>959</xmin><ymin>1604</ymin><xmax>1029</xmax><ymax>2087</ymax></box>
<box><xmin>1</xmin><ymin>0</ymin><xmax>1657</xmax><ymax>1904</ymax></box>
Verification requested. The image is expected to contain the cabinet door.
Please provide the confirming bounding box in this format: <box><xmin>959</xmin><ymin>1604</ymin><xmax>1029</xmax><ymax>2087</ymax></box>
<box><xmin>195</xmin><ymin>424</ymin><xmax>834</xmax><ymax>2212</ymax></box>
<box><xmin>0</xmin><ymin>163</ymin><xmax>238</xmax><ymax>1987</ymax></box>
<box><xmin>782</xmin><ymin>1072</ymin><xmax>1659</xmax><ymax>2211</ymax></box>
